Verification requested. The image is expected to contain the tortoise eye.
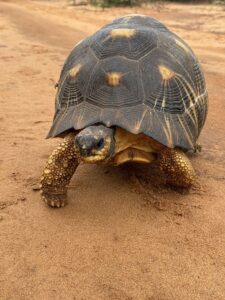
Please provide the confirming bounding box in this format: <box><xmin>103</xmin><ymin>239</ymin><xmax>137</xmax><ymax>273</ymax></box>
<box><xmin>97</xmin><ymin>138</ymin><xmax>104</xmax><ymax>149</ymax></box>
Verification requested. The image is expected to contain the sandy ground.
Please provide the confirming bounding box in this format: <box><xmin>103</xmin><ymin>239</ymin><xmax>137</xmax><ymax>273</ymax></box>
<box><xmin>0</xmin><ymin>1</ymin><xmax>225</xmax><ymax>299</ymax></box>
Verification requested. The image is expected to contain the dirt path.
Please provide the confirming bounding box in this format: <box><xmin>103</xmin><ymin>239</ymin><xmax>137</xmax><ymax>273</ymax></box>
<box><xmin>0</xmin><ymin>1</ymin><xmax>225</xmax><ymax>299</ymax></box>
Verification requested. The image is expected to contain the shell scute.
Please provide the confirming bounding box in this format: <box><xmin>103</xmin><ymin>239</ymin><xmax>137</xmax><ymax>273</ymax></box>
<box><xmin>90</xmin><ymin>26</ymin><xmax>158</xmax><ymax>60</ymax></box>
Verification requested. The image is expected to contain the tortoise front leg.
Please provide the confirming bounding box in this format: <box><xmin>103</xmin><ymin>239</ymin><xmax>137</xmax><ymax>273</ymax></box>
<box><xmin>40</xmin><ymin>133</ymin><xmax>79</xmax><ymax>208</ymax></box>
<box><xmin>158</xmin><ymin>148</ymin><xmax>196</xmax><ymax>188</ymax></box>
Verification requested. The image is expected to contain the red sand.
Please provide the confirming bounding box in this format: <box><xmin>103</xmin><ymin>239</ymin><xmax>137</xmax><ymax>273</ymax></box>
<box><xmin>0</xmin><ymin>1</ymin><xmax>225</xmax><ymax>299</ymax></box>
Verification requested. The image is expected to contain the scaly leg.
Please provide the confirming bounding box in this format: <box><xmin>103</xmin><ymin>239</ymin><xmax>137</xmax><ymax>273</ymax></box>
<box><xmin>158</xmin><ymin>148</ymin><xmax>196</xmax><ymax>188</ymax></box>
<box><xmin>40</xmin><ymin>133</ymin><xmax>79</xmax><ymax>208</ymax></box>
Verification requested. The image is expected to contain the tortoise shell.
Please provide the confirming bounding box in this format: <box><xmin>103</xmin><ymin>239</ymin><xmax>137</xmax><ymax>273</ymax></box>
<box><xmin>47</xmin><ymin>14</ymin><xmax>208</xmax><ymax>150</ymax></box>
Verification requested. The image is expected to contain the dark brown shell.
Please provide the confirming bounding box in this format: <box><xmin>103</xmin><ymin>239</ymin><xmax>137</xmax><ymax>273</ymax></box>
<box><xmin>47</xmin><ymin>14</ymin><xmax>208</xmax><ymax>150</ymax></box>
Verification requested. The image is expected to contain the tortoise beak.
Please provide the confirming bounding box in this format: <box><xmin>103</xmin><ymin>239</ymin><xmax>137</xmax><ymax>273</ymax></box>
<box><xmin>80</xmin><ymin>148</ymin><xmax>92</xmax><ymax>157</ymax></box>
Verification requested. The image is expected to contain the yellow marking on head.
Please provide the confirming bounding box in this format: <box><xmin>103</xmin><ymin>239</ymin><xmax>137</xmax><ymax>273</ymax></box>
<box><xmin>69</xmin><ymin>64</ymin><xmax>82</xmax><ymax>78</ymax></box>
<box><xmin>175</xmin><ymin>39</ymin><xmax>190</xmax><ymax>53</ymax></box>
<box><xmin>110</xmin><ymin>28</ymin><xmax>136</xmax><ymax>38</ymax></box>
<box><xmin>159</xmin><ymin>65</ymin><xmax>175</xmax><ymax>81</ymax></box>
<box><xmin>77</xmin><ymin>136</ymin><xmax>111</xmax><ymax>164</ymax></box>
<box><xmin>106</xmin><ymin>72</ymin><xmax>122</xmax><ymax>87</ymax></box>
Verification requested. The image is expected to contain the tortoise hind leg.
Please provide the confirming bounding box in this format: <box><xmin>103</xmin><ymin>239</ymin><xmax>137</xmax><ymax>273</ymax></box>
<box><xmin>40</xmin><ymin>133</ymin><xmax>79</xmax><ymax>208</ymax></box>
<box><xmin>158</xmin><ymin>148</ymin><xmax>196</xmax><ymax>188</ymax></box>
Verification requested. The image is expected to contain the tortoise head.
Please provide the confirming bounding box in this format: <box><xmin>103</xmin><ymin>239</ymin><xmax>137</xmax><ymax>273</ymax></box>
<box><xmin>74</xmin><ymin>125</ymin><xmax>115</xmax><ymax>163</ymax></box>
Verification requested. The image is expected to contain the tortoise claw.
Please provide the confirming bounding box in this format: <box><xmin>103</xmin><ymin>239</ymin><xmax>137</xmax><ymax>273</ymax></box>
<box><xmin>41</xmin><ymin>192</ymin><xmax>68</xmax><ymax>208</ymax></box>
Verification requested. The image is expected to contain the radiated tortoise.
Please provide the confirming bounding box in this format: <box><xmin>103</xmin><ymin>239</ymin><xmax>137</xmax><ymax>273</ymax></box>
<box><xmin>40</xmin><ymin>14</ymin><xmax>208</xmax><ymax>208</ymax></box>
